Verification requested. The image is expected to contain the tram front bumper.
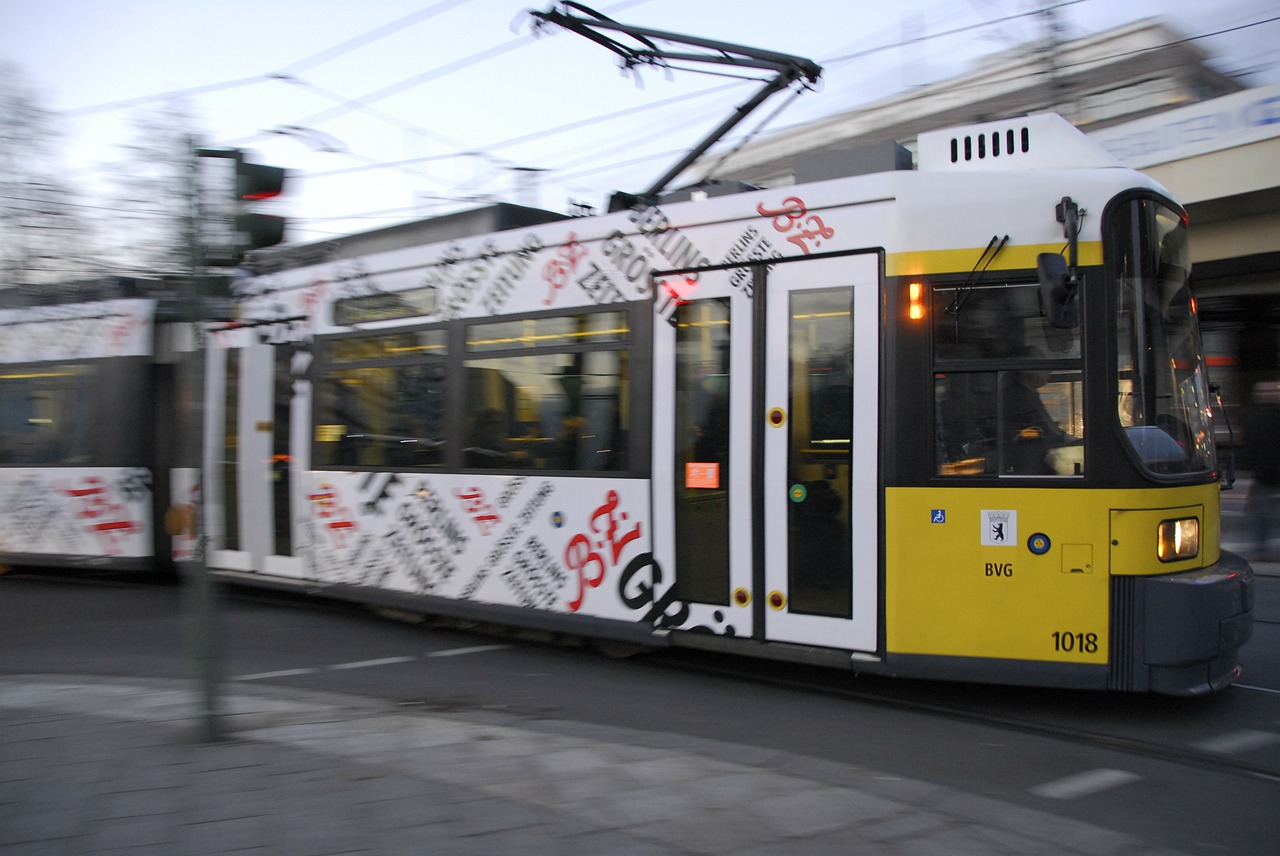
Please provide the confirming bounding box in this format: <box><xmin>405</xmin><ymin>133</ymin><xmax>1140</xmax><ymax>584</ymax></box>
<box><xmin>1115</xmin><ymin>550</ymin><xmax>1254</xmax><ymax>695</ymax></box>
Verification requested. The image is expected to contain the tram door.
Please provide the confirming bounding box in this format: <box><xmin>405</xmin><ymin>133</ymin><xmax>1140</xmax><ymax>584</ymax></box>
<box><xmin>652</xmin><ymin>252</ymin><xmax>879</xmax><ymax>650</ymax></box>
<box><xmin>207</xmin><ymin>339</ymin><xmax>305</xmax><ymax>578</ymax></box>
<box><xmin>651</xmin><ymin>268</ymin><xmax>758</xmax><ymax>637</ymax></box>
<box><xmin>761</xmin><ymin>253</ymin><xmax>878</xmax><ymax>651</ymax></box>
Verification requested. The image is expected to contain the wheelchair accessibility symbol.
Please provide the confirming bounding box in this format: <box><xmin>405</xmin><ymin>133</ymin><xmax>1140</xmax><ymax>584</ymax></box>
<box><xmin>931</xmin><ymin>509</ymin><xmax>946</xmax><ymax>524</ymax></box>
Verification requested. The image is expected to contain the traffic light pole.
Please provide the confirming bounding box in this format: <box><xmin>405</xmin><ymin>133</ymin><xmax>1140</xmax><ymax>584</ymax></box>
<box><xmin>181</xmin><ymin>138</ymin><xmax>223</xmax><ymax>743</ymax></box>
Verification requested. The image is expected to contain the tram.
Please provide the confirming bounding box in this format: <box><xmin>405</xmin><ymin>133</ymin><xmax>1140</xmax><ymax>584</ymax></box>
<box><xmin>0</xmin><ymin>279</ymin><xmax>184</xmax><ymax>571</ymax></box>
<box><xmin>196</xmin><ymin>111</ymin><xmax>1251</xmax><ymax>695</ymax></box>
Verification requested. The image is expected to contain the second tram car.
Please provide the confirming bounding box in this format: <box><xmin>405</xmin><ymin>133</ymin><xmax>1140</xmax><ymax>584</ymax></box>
<box><xmin>198</xmin><ymin>113</ymin><xmax>1247</xmax><ymax>693</ymax></box>
<box><xmin>0</xmin><ymin>279</ymin><xmax>183</xmax><ymax>571</ymax></box>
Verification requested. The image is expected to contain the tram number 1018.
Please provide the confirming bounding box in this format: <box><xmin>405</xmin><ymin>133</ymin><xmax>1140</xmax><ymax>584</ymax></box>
<box><xmin>1052</xmin><ymin>631</ymin><xmax>1100</xmax><ymax>654</ymax></box>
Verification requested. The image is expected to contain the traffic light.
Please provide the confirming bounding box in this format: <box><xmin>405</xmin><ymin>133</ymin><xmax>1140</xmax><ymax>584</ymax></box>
<box><xmin>234</xmin><ymin>159</ymin><xmax>286</xmax><ymax>253</ymax></box>
<box><xmin>197</xmin><ymin>148</ymin><xmax>288</xmax><ymax>266</ymax></box>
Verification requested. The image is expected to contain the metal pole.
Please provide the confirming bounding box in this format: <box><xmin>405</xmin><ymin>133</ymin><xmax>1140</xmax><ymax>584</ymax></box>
<box><xmin>180</xmin><ymin>137</ymin><xmax>221</xmax><ymax>742</ymax></box>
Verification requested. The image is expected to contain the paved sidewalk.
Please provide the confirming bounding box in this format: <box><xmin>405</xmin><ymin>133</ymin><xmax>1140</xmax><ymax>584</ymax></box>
<box><xmin>0</xmin><ymin>675</ymin><xmax>1186</xmax><ymax>855</ymax></box>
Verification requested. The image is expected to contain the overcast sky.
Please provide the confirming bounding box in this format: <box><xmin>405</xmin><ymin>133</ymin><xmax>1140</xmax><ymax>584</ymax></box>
<box><xmin>3</xmin><ymin>0</ymin><xmax>1278</xmax><ymax>244</ymax></box>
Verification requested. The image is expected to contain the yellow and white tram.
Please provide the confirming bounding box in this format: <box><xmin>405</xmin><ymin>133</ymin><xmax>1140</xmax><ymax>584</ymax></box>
<box><xmin>0</xmin><ymin>0</ymin><xmax>1252</xmax><ymax>695</ymax></box>
<box><xmin>195</xmin><ymin>112</ymin><xmax>1253</xmax><ymax>694</ymax></box>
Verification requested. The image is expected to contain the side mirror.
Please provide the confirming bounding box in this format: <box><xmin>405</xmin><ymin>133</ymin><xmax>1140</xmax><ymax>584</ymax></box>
<box><xmin>1038</xmin><ymin>252</ymin><xmax>1079</xmax><ymax>328</ymax></box>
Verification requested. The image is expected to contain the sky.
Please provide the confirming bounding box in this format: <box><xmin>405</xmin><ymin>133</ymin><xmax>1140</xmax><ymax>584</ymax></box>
<box><xmin>2</xmin><ymin>0</ymin><xmax>1278</xmax><ymax>245</ymax></box>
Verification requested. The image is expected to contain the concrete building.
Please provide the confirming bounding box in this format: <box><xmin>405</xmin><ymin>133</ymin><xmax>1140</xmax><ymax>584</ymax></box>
<box><xmin>699</xmin><ymin>19</ymin><xmax>1243</xmax><ymax>188</ymax></box>
<box><xmin>691</xmin><ymin>17</ymin><xmax>1280</xmax><ymax>442</ymax></box>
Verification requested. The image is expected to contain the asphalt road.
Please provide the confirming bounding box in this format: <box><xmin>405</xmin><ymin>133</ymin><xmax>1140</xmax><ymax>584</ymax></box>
<box><xmin>2</xmin><ymin>569</ymin><xmax>1278</xmax><ymax>855</ymax></box>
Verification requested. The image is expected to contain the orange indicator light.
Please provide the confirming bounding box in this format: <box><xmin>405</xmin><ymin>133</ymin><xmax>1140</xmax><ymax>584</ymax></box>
<box><xmin>908</xmin><ymin>282</ymin><xmax>925</xmax><ymax>321</ymax></box>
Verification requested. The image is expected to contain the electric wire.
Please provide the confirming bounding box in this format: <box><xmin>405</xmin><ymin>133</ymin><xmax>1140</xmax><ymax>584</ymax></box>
<box><xmin>20</xmin><ymin>1</ymin><xmax>1280</xmax><ymax>237</ymax></box>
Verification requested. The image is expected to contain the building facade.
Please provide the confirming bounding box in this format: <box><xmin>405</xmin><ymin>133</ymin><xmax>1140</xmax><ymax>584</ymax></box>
<box><xmin>692</xmin><ymin>18</ymin><xmax>1279</xmax><ymax>447</ymax></box>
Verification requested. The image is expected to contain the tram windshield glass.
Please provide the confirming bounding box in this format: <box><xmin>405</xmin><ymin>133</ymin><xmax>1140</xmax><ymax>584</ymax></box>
<box><xmin>1110</xmin><ymin>197</ymin><xmax>1215</xmax><ymax>476</ymax></box>
<box><xmin>932</xmin><ymin>280</ymin><xmax>1084</xmax><ymax>477</ymax></box>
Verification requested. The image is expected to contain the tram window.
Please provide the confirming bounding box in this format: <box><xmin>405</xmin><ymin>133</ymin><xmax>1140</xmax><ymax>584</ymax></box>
<box><xmin>0</xmin><ymin>363</ymin><xmax>97</xmax><ymax>465</ymax></box>
<box><xmin>998</xmin><ymin>369</ymin><xmax>1084</xmax><ymax>475</ymax></box>
<box><xmin>932</xmin><ymin>280</ymin><xmax>1080</xmax><ymax>362</ymax></box>
<box><xmin>314</xmin><ymin>310</ymin><xmax>634</xmax><ymax>474</ymax></box>
<box><xmin>936</xmin><ymin>369</ymin><xmax>1083</xmax><ymax>476</ymax></box>
<box><xmin>462</xmin><ymin>350</ymin><xmax>628</xmax><ymax>471</ymax></box>
<box><xmin>935</xmin><ymin>372</ymin><xmax>998</xmax><ymax>475</ymax></box>
<box><xmin>327</xmin><ymin>329</ymin><xmax>446</xmax><ymax>363</ymax></box>
<box><xmin>461</xmin><ymin>310</ymin><xmax>631</xmax><ymax>473</ymax></box>
<box><xmin>931</xmin><ymin>279</ymin><xmax>1084</xmax><ymax>476</ymax></box>
<box><xmin>466</xmin><ymin>311</ymin><xmax>628</xmax><ymax>352</ymax></box>
<box><xmin>314</xmin><ymin>328</ymin><xmax>448</xmax><ymax>469</ymax></box>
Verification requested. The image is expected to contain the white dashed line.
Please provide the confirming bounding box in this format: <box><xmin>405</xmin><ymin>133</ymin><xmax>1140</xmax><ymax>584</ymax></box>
<box><xmin>425</xmin><ymin>644</ymin><xmax>510</xmax><ymax>658</ymax></box>
<box><xmin>1235</xmin><ymin>683</ymin><xmax>1280</xmax><ymax>695</ymax></box>
<box><xmin>1193</xmin><ymin>729</ymin><xmax>1280</xmax><ymax>754</ymax></box>
<box><xmin>233</xmin><ymin>667</ymin><xmax>320</xmax><ymax>681</ymax></box>
<box><xmin>327</xmin><ymin>656</ymin><xmax>418</xmax><ymax>671</ymax></box>
<box><xmin>233</xmin><ymin>645</ymin><xmax>508</xmax><ymax>681</ymax></box>
<box><xmin>1030</xmin><ymin>768</ymin><xmax>1142</xmax><ymax>800</ymax></box>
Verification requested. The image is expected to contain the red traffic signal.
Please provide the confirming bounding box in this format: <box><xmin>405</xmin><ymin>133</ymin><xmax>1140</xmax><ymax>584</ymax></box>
<box><xmin>197</xmin><ymin>148</ymin><xmax>288</xmax><ymax>265</ymax></box>
<box><xmin>237</xmin><ymin>161</ymin><xmax>286</xmax><ymax>202</ymax></box>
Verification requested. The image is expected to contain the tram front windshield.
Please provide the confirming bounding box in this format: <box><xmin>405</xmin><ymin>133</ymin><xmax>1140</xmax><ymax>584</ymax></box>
<box><xmin>1111</xmin><ymin>197</ymin><xmax>1215</xmax><ymax>477</ymax></box>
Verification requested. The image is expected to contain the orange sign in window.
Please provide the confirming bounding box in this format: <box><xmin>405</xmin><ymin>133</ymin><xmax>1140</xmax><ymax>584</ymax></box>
<box><xmin>685</xmin><ymin>462</ymin><xmax>720</xmax><ymax>489</ymax></box>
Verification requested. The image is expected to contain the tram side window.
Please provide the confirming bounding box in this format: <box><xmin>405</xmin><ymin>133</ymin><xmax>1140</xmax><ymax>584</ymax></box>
<box><xmin>932</xmin><ymin>280</ymin><xmax>1084</xmax><ymax>476</ymax></box>
<box><xmin>0</xmin><ymin>363</ymin><xmax>97</xmax><ymax>465</ymax></box>
<box><xmin>314</xmin><ymin>329</ymin><xmax>448</xmax><ymax>469</ymax></box>
<box><xmin>464</xmin><ymin>311</ymin><xmax>630</xmax><ymax>472</ymax></box>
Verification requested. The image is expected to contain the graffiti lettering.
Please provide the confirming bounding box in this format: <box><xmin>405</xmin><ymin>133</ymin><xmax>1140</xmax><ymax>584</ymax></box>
<box><xmin>576</xmin><ymin>262</ymin><xmax>625</xmax><ymax>306</ymax></box>
<box><xmin>618</xmin><ymin>552</ymin><xmax>689</xmax><ymax>629</ymax></box>
<box><xmin>542</xmin><ymin>232</ymin><xmax>587</xmax><ymax>306</ymax></box>
<box><xmin>757</xmin><ymin>195</ymin><xmax>836</xmax><ymax>255</ymax></box>
<box><xmin>565</xmin><ymin>489</ymin><xmax>643</xmax><ymax>612</ymax></box>
<box><xmin>462</xmin><ymin>480</ymin><xmax>556</xmax><ymax>599</ymax></box>
<box><xmin>601</xmin><ymin>231</ymin><xmax>653</xmax><ymax>290</ymax></box>
<box><xmin>359</xmin><ymin>472</ymin><xmax>401</xmax><ymax>515</ymax></box>
<box><xmin>453</xmin><ymin>486</ymin><xmax>501</xmax><ymax>536</ymax></box>
<box><xmin>495</xmin><ymin>476</ymin><xmax>527</xmax><ymax>510</ymax></box>
<box><xmin>517</xmin><ymin>480</ymin><xmax>555</xmax><ymax>525</ymax></box>
<box><xmin>60</xmin><ymin>475</ymin><xmax>140</xmax><ymax>555</ymax></box>
<box><xmin>310</xmin><ymin>482</ymin><xmax>357</xmax><ymax>549</ymax></box>
<box><xmin>505</xmin><ymin>536</ymin><xmax>570</xmax><ymax>608</ymax></box>
<box><xmin>720</xmin><ymin>226</ymin><xmax>783</xmax><ymax>296</ymax></box>
<box><xmin>485</xmin><ymin>233</ymin><xmax>544</xmax><ymax>314</ymax></box>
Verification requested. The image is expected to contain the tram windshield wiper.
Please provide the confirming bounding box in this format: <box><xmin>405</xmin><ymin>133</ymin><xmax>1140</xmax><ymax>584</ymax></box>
<box><xmin>945</xmin><ymin>235</ymin><xmax>1008</xmax><ymax>316</ymax></box>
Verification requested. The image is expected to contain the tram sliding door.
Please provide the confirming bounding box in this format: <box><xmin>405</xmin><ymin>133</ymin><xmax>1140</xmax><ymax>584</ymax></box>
<box><xmin>762</xmin><ymin>253</ymin><xmax>879</xmax><ymax>651</ymax></box>
<box><xmin>651</xmin><ymin>253</ymin><xmax>880</xmax><ymax>650</ymax></box>
<box><xmin>206</xmin><ymin>338</ymin><xmax>304</xmax><ymax>577</ymax></box>
<box><xmin>651</xmin><ymin>269</ymin><xmax>757</xmax><ymax>637</ymax></box>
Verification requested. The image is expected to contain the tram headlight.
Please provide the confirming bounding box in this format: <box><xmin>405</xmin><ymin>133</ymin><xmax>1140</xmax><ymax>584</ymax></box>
<box><xmin>1157</xmin><ymin>517</ymin><xmax>1199</xmax><ymax>562</ymax></box>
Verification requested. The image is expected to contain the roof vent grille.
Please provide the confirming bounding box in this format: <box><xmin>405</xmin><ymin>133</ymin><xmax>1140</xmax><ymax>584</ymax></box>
<box><xmin>917</xmin><ymin>114</ymin><xmax>1122</xmax><ymax>172</ymax></box>
<box><xmin>950</xmin><ymin>126</ymin><xmax>1032</xmax><ymax>163</ymax></box>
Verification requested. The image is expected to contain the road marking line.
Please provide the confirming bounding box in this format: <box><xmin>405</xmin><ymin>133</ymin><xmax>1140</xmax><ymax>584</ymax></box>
<box><xmin>232</xmin><ymin>648</ymin><xmax>506</xmax><ymax>682</ymax></box>
<box><xmin>1193</xmin><ymin>729</ymin><xmax>1280</xmax><ymax>754</ymax></box>
<box><xmin>1235</xmin><ymin>684</ymin><xmax>1280</xmax><ymax>696</ymax></box>
<box><xmin>327</xmin><ymin>656</ymin><xmax>418</xmax><ymax>671</ymax></box>
<box><xmin>1030</xmin><ymin>768</ymin><xmax>1141</xmax><ymax>800</ymax></box>
<box><xmin>232</xmin><ymin>668</ymin><xmax>320</xmax><ymax>681</ymax></box>
<box><xmin>425</xmin><ymin>644</ymin><xmax>509</xmax><ymax>658</ymax></box>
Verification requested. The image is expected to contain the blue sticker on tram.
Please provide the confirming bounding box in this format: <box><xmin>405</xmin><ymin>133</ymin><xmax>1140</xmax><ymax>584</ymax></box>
<box><xmin>1027</xmin><ymin>533</ymin><xmax>1051</xmax><ymax>555</ymax></box>
<box><xmin>931</xmin><ymin>509</ymin><xmax>946</xmax><ymax>524</ymax></box>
